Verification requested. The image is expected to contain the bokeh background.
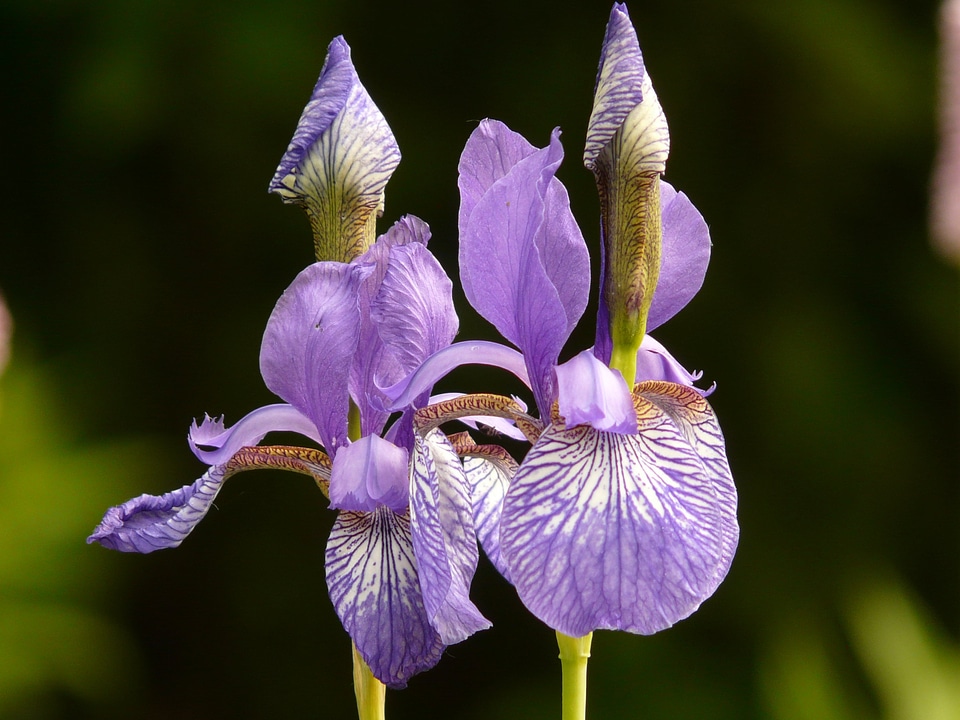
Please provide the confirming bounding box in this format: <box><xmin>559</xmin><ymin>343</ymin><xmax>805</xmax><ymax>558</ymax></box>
<box><xmin>1</xmin><ymin>0</ymin><xmax>957</xmax><ymax>717</ymax></box>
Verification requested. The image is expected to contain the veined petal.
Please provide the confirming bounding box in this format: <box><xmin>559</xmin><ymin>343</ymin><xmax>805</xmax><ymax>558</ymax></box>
<box><xmin>410</xmin><ymin>429</ymin><xmax>490</xmax><ymax>644</ymax></box>
<box><xmin>462</xmin><ymin>451</ymin><xmax>517</xmax><ymax>582</ymax></box>
<box><xmin>556</xmin><ymin>349</ymin><xmax>638</xmax><ymax>434</ymax></box>
<box><xmin>459</xmin><ymin>120</ymin><xmax>589</xmax><ymax>414</ymax></box>
<box><xmin>325</xmin><ymin>508</ymin><xmax>444</xmax><ymax>687</ymax></box>
<box><xmin>647</xmin><ymin>182</ymin><xmax>711</xmax><ymax>332</ymax></box>
<box><xmin>88</xmin><ymin>446</ymin><xmax>333</xmax><ymax>553</ymax></box>
<box><xmin>636</xmin><ymin>335</ymin><xmax>706</xmax><ymax>389</ymax></box>
<box><xmin>260</xmin><ymin>262</ymin><xmax>364</xmax><ymax>457</ymax></box>
<box><xmin>584</xmin><ymin>3</ymin><xmax>668</xmax><ymax>175</ymax></box>
<box><xmin>635</xmin><ymin>381</ymin><xmax>738</xmax><ymax>579</ymax></box>
<box><xmin>269</xmin><ymin>37</ymin><xmax>401</xmax><ymax>262</ymax></box>
<box><xmin>329</xmin><ymin>434</ymin><xmax>409</xmax><ymax>514</ymax></box>
<box><xmin>379</xmin><ymin>340</ymin><xmax>531</xmax><ymax>411</ymax></box>
<box><xmin>188</xmin><ymin>404</ymin><xmax>321</xmax><ymax>465</ymax></box>
<box><xmin>500</xmin><ymin>395</ymin><xmax>729</xmax><ymax>637</ymax></box>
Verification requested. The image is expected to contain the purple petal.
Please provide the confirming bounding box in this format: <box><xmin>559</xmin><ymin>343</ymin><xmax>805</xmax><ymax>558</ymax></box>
<box><xmin>584</xmin><ymin>3</ymin><xmax>668</xmax><ymax>175</ymax></box>
<box><xmin>410</xmin><ymin>429</ymin><xmax>490</xmax><ymax>644</ymax></box>
<box><xmin>636</xmin><ymin>381</ymin><xmax>738</xmax><ymax>581</ymax></box>
<box><xmin>329</xmin><ymin>434</ymin><xmax>409</xmax><ymax>514</ymax></box>
<box><xmin>458</xmin><ymin>120</ymin><xmax>589</xmax><ymax>414</ymax></box>
<box><xmin>188</xmin><ymin>404</ymin><xmax>321</xmax><ymax>465</ymax></box>
<box><xmin>260</xmin><ymin>262</ymin><xmax>364</xmax><ymax>457</ymax></box>
<box><xmin>87</xmin><ymin>465</ymin><xmax>229</xmax><ymax>553</ymax></box>
<box><xmin>0</xmin><ymin>291</ymin><xmax>10</xmax><ymax>377</ymax></box>
<box><xmin>500</xmin><ymin>399</ymin><xmax>730</xmax><ymax>637</ymax></box>
<box><xmin>463</xmin><ymin>454</ymin><xmax>516</xmax><ymax>582</ymax></box>
<box><xmin>635</xmin><ymin>335</ymin><xmax>705</xmax><ymax>389</ymax></box>
<box><xmin>325</xmin><ymin>508</ymin><xmax>444</xmax><ymax>687</ymax></box>
<box><xmin>429</xmin><ymin>392</ymin><xmax>529</xmax><ymax>442</ymax></box>
<box><xmin>379</xmin><ymin>340</ymin><xmax>531</xmax><ymax>411</ymax></box>
<box><xmin>269</xmin><ymin>37</ymin><xmax>401</xmax><ymax>262</ymax></box>
<box><xmin>646</xmin><ymin>182</ymin><xmax>711</xmax><ymax>331</ymax></box>
<box><xmin>556</xmin><ymin>349</ymin><xmax>638</xmax><ymax>434</ymax></box>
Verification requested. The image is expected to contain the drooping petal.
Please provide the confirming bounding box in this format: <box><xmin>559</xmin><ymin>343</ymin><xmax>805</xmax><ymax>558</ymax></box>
<box><xmin>188</xmin><ymin>404</ymin><xmax>321</xmax><ymax>465</ymax></box>
<box><xmin>459</xmin><ymin>121</ymin><xmax>589</xmax><ymax>414</ymax></box>
<box><xmin>635</xmin><ymin>335</ymin><xmax>706</xmax><ymax>389</ymax></box>
<box><xmin>325</xmin><ymin>508</ymin><xmax>444</xmax><ymax>687</ymax></box>
<box><xmin>636</xmin><ymin>381</ymin><xmax>738</xmax><ymax>579</ymax></box>
<box><xmin>260</xmin><ymin>262</ymin><xmax>364</xmax><ymax>457</ymax></box>
<box><xmin>646</xmin><ymin>182</ymin><xmax>711</xmax><ymax>332</ymax></box>
<box><xmin>500</xmin><ymin>396</ymin><xmax>729</xmax><ymax>637</ymax></box>
<box><xmin>269</xmin><ymin>37</ymin><xmax>401</xmax><ymax>262</ymax></box>
<box><xmin>462</xmin><ymin>451</ymin><xmax>517</xmax><ymax>581</ymax></box>
<box><xmin>410</xmin><ymin>429</ymin><xmax>490</xmax><ymax>644</ymax></box>
<box><xmin>556</xmin><ymin>349</ymin><xmax>637</xmax><ymax>434</ymax></box>
<box><xmin>329</xmin><ymin>434</ymin><xmax>409</xmax><ymax>514</ymax></box>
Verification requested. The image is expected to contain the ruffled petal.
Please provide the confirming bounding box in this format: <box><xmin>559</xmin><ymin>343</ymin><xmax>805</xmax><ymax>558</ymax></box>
<box><xmin>646</xmin><ymin>182</ymin><xmax>711</xmax><ymax>331</ymax></box>
<box><xmin>556</xmin><ymin>349</ymin><xmax>638</xmax><ymax>434</ymax></box>
<box><xmin>635</xmin><ymin>335</ymin><xmax>705</xmax><ymax>389</ymax></box>
<box><xmin>269</xmin><ymin>37</ymin><xmax>401</xmax><ymax>262</ymax></box>
<box><xmin>410</xmin><ymin>429</ymin><xmax>490</xmax><ymax>644</ymax></box>
<box><xmin>260</xmin><ymin>262</ymin><xmax>364</xmax><ymax>457</ymax></box>
<box><xmin>188</xmin><ymin>404</ymin><xmax>321</xmax><ymax>465</ymax></box>
<box><xmin>458</xmin><ymin>120</ymin><xmax>589</xmax><ymax>414</ymax></box>
<box><xmin>325</xmin><ymin>508</ymin><xmax>444</xmax><ymax>687</ymax></box>
<box><xmin>500</xmin><ymin>395</ymin><xmax>730</xmax><ymax>637</ymax></box>
<box><xmin>329</xmin><ymin>434</ymin><xmax>409</xmax><ymax>514</ymax></box>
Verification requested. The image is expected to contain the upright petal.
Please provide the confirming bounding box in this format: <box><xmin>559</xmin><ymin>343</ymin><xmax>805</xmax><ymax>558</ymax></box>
<box><xmin>500</xmin><ymin>395</ymin><xmax>729</xmax><ymax>637</ymax></box>
<box><xmin>459</xmin><ymin>120</ymin><xmax>589</xmax><ymax>414</ymax></box>
<box><xmin>325</xmin><ymin>508</ymin><xmax>444</xmax><ymax>687</ymax></box>
<box><xmin>269</xmin><ymin>37</ymin><xmax>401</xmax><ymax>262</ymax></box>
<box><xmin>260</xmin><ymin>262</ymin><xmax>364</xmax><ymax>456</ymax></box>
<box><xmin>410</xmin><ymin>429</ymin><xmax>490</xmax><ymax>643</ymax></box>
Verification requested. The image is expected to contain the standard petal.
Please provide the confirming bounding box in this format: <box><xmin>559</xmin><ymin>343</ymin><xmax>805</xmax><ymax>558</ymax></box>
<box><xmin>87</xmin><ymin>465</ymin><xmax>228</xmax><ymax>553</ymax></box>
<box><xmin>463</xmin><ymin>452</ymin><xmax>517</xmax><ymax>582</ymax></box>
<box><xmin>260</xmin><ymin>262</ymin><xmax>363</xmax><ymax>456</ymax></box>
<box><xmin>556</xmin><ymin>349</ymin><xmax>638</xmax><ymax>434</ymax></box>
<box><xmin>646</xmin><ymin>182</ymin><xmax>711</xmax><ymax>332</ymax></box>
<box><xmin>410</xmin><ymin>429</ymin><xmax>490</xmax><ymax>644</ymax></box>
<box><xmin>269</xmin><ymin>37</ymin><xmax>401</xmax><ymax>262</ymax></box>
<box><xmin>325</xmin><ymin>508</ymin><xmax>444</xmax><ymax>688</ymax></box>
<box><xmin>459</xmin><ymin>121</ymin><xmax>588</xmax><ymax>414</ymax></box>
<box><xmin>500</xmin><ymin>396</ymin><xmax>729</xmax><ymax>637</ymax></box>
<box><xmin>635</xmin><ymin>381</ymin><xmax>738</xmax><ymax>579</ymax></box>
<box><xmin>329</xmin><ymin>434</ymin><xmax>409</xmax><ymax>514</ymax></box>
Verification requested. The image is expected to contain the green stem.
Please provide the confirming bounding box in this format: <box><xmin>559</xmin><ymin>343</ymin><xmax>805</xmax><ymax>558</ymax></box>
<box><xmin>352</xmin><ymin>644</ymin><xmax>386</xmax><ymax>720</ymax></box>
<box><xmin>557</xmin><ymin>631</ymin><xmax>593</xmax><ymax>720</ymax></box>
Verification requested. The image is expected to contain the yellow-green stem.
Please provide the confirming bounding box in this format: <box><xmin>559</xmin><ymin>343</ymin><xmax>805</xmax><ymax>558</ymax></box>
<box><xmin>557</xmin><ymin>631</ymin><xmax>593</xmax><ymax>720</ymax></box>
<box><xmin>352</xmin><ymin>644</ymin><xmax>386</xmax><ymax>720</ymax></box>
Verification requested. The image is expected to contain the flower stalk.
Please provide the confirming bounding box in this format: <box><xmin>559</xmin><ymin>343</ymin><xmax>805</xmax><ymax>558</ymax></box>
<box><xmin>557</xmin><ymin>631</ymin><xmax>593</xmax><ymax>720</ymax></box>
<box><xmin>353</xmin><ymin>643</ymin><xmax>386</xmax><ymax>720</ymax></box>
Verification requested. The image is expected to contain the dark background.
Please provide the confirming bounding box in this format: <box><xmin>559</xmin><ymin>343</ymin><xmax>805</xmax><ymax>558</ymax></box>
<box><xmin>1</xmin><ymin>0</ymin><xmax>956</xmax><ymax>718</ymax></box>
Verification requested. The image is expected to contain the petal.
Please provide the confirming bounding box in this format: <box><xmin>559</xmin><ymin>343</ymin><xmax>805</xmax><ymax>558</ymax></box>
<box><xmin>429</xmin><ymin>392</ymin><xmax>529</xmax><ymax>442</ymax></box>
<box><xmin>269</xmin><ymin>37</ymin><xmax>401</xmax><ymax>262</ymax></box>
<box><xmin>463</xmin><ymin>452</ymin><xmax>517</xmax><ymax>581</ymax></box>
<box><xmin>260</xmin><ymin>262</ymin><xmax>364</xmax><ymax>457</ymax></box>
<box><xmin>410</xmin><ymin>429</ymin><xmax>490</xmax><ymax>644</ymax></box>
<box><xmin>458</xmin><ymin>120</ymin><xmax>589</xmax><ymax>414</ymax></box>
<box><xmin>584</xmin><ymin>3</ymin><xmax>668</xmax><ymax>176</ymax></box>
<box><xmin>635</xmin><ymin>335</ymin><xmax>705</xmax><ymax>389</ymax></box>
<box><xmin>646</xmin><ymin>182</ymin><xmax>711</xmax><ymax>332</ymax></box>
<box><xmin>188</xmin><ymin>404</ymin><xmax>321</xmax><ymax>465</ymax></box>
<box><xmin>556</xmin><ymin>349</ymin><xmax>638</xmax><ymax>434</ymax></box>
<box><xmin>87</xmin><ymin>465</ymin><xmax>228</xmax><ymax>553</ymax></box>
<box><xmin>329</xmin><ymin>434</ymin><xmax>409</xmax><ymax>514</ymax></box>
<box><xmin>325</xmin><ymin>508</ymin><xmax>444</xmax><ymax>687</ymax></box>
<box><xmin>500</xmin><ymin>396</ymin><xmax>730</xmax><ymax>637</ymax></box>
<box><xmin>635</xmin><ymin>381</ymin><xmax>738</xmax><ymax>580</ymax></box>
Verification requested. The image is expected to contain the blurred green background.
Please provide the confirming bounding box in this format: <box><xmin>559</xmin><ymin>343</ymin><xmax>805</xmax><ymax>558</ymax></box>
<box><xmin>1</xmin><ymin>0</ymin><xmax>957</xmax><ymax>717</ymax></box>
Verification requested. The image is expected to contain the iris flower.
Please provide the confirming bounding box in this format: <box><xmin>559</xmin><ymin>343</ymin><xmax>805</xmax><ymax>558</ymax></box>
<box><xmin>88</xmin><ymin>37</ymin><xmax>496</xmax><ymax>690</ymax></box>
<box><xmin>386</xmin><ymin>3</ymin><xmax>738</xmax><ymax>641</ymax></box>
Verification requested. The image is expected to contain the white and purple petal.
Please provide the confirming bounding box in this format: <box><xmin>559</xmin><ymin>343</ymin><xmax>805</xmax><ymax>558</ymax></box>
<box><xmin>260</xmin><ymin>262</ymin><xmax>364</xmax><ymax>457</ymax></box>
<box><xmin>463</xmin><ymin>452</ymin><xmax>517</xmax><ymax>581</ymax></box>
<box><xmin>269</xmin><ymin>37</ymin><xmax>401</xmax><ymax>262</ymax></box>
<box><xmin>459</xmin><ymin>120</ymin><xmax>589</xmax><ymax>414</ymax></box>
<box><xmin>556</xmin><ymin>349</ymin><xmax>637</xmax><ymax>434</ymax></box>
<box><xmin>410</xmin><ymin>429</ymin><xmax>490</xmax><ymax>644</ymax></box>
<box><xmin>329</xmin><ymin>434</ymin><xmax>409</xmax><ymax>514</ymax></box>
<box><xmin>325</xmin><ymin>508</ymin><xmax>444</xmax><ymax>688</ymax></box>
<box><xmin>500</xmin><ymin>396</ymin><xmax>729</xmax><ymax>637</ymax></box>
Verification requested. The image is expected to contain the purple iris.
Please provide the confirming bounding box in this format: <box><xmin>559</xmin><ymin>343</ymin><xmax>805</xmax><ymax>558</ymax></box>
<box><xmin>386</xmin><ymin>4</ymin><xmax>738</xmax><ymax>639</ymax></box>
<box><xmin>88</xmin><ymin>37</ymin><xmax>490</xmax><ymax>688</ymax></box>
